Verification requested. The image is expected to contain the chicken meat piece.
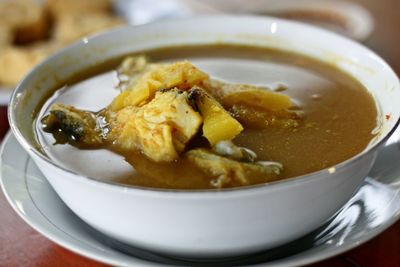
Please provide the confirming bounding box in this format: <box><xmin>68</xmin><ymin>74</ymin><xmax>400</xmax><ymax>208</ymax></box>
<box><xmin>41</xmin><ymin>103</ymin><xmax>103</xmax><ymax>147</ymax></box>
<box><xmin>186</xmin><ymin>148</ymin><xmax>283</xmax><ymax>188</ymax></box>
<box><xmin>213</xmin><ymin>140</ymin><xmax>257</xmax><ymax>162</ymax></box>
<box><xmin>207</xmin><ymin>80</ymin><xmax>301</xmax><ymax>129</ymax></box>
<box><xmin>43</xmin><ymin>89</ymin><xmax>202</xmax><ymax>162</ymax></box>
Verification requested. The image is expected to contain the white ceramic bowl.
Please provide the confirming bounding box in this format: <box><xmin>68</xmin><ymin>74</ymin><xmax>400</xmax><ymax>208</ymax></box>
<box><xmin>8</xmin><ymin>16</ymin><xmax>400</xmax><ymax>258</ymax></box>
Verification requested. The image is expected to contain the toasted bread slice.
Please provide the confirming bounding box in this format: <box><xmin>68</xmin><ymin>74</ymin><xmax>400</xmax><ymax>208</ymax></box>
<box><xmin>0</xmin><ymin>26</ymin><xmax>12</xmax><ymax>47</ymax></box>
<box><xmin>54</xmin><ymin>13</ymin><xmax>124</xmax><ymax>44</ymax></box>
<box><xmin>0</xmin><ymin>0</ymin><xmax>50</xmax><ymax>44</ymax></box>
<box><xmin>46</xmin><ymin>0</ymin><xmax>112</xmax><ymax>18</ymax></box>
<box><xmin>0</xmin><ymin>42</ymin><xmax>61</xmax><ymax>86</ymax></box>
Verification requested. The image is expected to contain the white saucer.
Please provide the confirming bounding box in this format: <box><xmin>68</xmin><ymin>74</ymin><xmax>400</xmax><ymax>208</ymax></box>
<box><xmin>1</xmin><ymin>131</ymin><xmax>400</xmax><ymax>267</ymax></box>
<box><xmin>0</xmin><ymin>86</ymin><xmax>12</xmax><ymax>105</ymax></box>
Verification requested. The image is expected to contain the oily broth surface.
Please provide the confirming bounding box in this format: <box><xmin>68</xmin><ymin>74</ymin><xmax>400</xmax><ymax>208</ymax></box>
<box><xmin>36</xmin><ymin>45</ymin><xmax>378</xmax><ymax>189</ymax></box>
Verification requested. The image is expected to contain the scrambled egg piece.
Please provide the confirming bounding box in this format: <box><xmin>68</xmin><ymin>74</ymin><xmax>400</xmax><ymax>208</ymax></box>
<box><xmin>109</xmin><ymin>61</ymin><xmax>210</xmax><ymax>111</ymax></box>
<box><xmin>108</xmin><ymin>89</ymin><xmax>202</xmax><ymax>162</ymax></box>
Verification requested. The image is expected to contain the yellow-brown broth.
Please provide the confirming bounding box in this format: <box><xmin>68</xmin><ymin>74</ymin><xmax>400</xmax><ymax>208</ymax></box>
<box><xmin>37</xmin><ymin>44</ymin><xmax>378</xmax><ymax>189</ymax></box>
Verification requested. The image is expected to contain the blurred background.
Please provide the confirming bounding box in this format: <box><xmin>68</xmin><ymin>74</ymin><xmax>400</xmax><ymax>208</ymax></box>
<box><xmin>0</xmin><ymin>0</ymin><xmax>399</xmax><ymax>96</ymax></box>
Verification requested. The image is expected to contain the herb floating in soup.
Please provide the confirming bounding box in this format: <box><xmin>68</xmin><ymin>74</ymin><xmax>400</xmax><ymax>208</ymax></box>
<box><xmin>39</xmin><ymin>45</ymin><xmax>378</xmax><ymax>189</ymax></box>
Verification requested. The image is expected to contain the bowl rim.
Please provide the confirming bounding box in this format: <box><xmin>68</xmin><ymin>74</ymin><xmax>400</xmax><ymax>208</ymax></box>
<box><xmin>8</xmin><ymin>14</ymin><xmax>400</xmax><ymax>194</ymax></box>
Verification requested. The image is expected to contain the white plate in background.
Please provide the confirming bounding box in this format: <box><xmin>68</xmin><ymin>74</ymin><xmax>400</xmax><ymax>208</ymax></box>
<box><xmin>121</xmin><ymin>0</ymin><xmax>374</xmax><ymax>41</ymax></box>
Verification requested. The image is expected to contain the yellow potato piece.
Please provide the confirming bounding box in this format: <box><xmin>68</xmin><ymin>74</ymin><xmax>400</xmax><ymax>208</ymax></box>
<box><xmin>195</xmin><ymin>89</ymin><xmax>243</xmax><ymax>146</ymax></box>
<box><xmin>222</xmin><ymin>89</ymin><xmax>292</xmax><ymax>112</ymax></box>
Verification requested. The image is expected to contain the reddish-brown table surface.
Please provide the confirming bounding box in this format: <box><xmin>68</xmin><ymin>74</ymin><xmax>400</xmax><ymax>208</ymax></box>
<box><xmin>1</xmin><ymin>0</ymin><xmax>400</xmax><ymax>266</ymax></box>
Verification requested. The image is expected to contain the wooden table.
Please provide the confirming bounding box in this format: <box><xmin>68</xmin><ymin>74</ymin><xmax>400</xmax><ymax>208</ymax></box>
<box><xmin>1</xmin><ymin>0</ymin><xmax>400</xmax><ymax>266</ymax></box>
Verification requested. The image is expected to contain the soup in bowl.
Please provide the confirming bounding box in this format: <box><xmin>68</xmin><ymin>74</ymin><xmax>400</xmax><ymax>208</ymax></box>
<box><xmin>8</xmin><ymin>16</ymin><xmax>400</xmax><ymax>257</ymax></box>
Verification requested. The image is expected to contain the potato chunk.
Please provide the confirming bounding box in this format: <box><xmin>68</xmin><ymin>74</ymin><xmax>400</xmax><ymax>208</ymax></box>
<box><xmin>189</xmin><ymin>88</ymin><xmax>243</xmax><ymax>146</ymax></box>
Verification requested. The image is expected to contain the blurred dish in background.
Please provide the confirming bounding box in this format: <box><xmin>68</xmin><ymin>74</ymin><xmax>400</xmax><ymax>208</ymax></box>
<box><xmin>115</xmin><ymin>0</ymin><xmax>374</xmax><ymax>42</ymax></box>
<box><xmin>186</xmin><ymin>0</ymin><xmax>374</xmax><ymax>42</ymax></box>
<box><xmin>0</xmin><ymin>0</ymin><xmax>125</xmax><ymax>103</ymax></box>
<box><xmin>253</xmin><ymin>0</ymin><xmax>374</xmax><ymax>42</ymax></box>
